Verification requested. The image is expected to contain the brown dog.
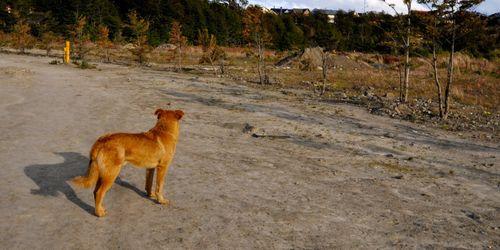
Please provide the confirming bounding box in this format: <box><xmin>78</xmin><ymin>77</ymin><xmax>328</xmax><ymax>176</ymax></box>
<box><xmin>72</xmin><ymin>109</ymin><xmax>184</xmax><ymax>217</ymax></box>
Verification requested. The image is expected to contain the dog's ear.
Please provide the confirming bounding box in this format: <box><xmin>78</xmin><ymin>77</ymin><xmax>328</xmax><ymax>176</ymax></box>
<box><xmin>154</xmin><ymin>109</ymin><xmax>163</xmax><ymax>118</ymax></box>
<box><xmin>174</xmin><ymin>110</ymin><xmax>184</xmax><ymax>120</ymax></box>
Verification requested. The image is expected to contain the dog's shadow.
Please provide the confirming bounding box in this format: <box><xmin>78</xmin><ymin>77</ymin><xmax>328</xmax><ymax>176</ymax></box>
<box><xmin>24</xmin><ymin>152</ymin><xmax>149</xmax><ymax>215</ymax></box>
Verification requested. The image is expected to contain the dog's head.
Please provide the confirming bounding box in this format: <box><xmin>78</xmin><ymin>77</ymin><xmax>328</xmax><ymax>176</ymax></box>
<box><xmin>155</xmin><ymin>109</ymin><xmax>184</xmax><ymax>121</ymax></box>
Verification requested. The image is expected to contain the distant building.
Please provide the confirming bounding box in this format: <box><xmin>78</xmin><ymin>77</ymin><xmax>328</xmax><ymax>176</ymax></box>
<box><xmin>270</xmin><ymin>8</ymin><xmax>289</xmax><ymax>15</ymax></box>
<box><xmin>291</xmin><ymin>8</ymin><xmax>311</xmax><ymax>16</ymax></box>
<box><xmin>313</xmin><ymin>9</ymin><xmax>340</xmax><ymax>23</ymax></box>
<box><xmin>270</xmin><ymin>8</ymin><xmax>311</xmax><ymax>16</ymax></box>
<box><xmin>261</xmin><ymin>7</ymin><xmax>275</xmax><ymax>14</ymax></box>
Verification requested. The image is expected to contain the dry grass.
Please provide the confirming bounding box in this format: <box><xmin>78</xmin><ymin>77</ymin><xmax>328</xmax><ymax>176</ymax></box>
<box><xmin>3</xmin><ymin>37</ymin><xmax>498</xmax><ymax>112</ymax></box>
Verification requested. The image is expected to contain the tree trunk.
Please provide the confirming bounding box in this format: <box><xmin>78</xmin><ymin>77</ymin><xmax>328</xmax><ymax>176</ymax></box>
<box><xmin>398</xmin><ymin>62</ymin><xmax>404</xmax><ymax>102</ymax></box>
<box><xmin>403</xmin><ymin>2</ymin><xmax>411</xmax><ymax>103</ymax></box>
<box><xmin>443</xmin><ymin>11</ymin><xmax>456</xmax><ymax>120</ymax></box>
<box><xmin>106</xmin><ymin>48</ymin><xmax>110</xmax><ymax>63</ymax></box>
<box><xmin>219</xmin><ymin>59</ymin><xmax>225</xmax><ymax>75</ymax></box>
<box><xmin>257</xmin><ymin>42</ymin><xmax>263</xmax><ymax>84</ymax></box>
<box><xmin>403</xmin><ymin>45</ymin><xmax>410</xmax><ymax>102</ymax></box>
<box><xmin>257</xmin><ymin>37</ymin><xmax>264</xmax><ymax>84</ymax></box>
<box><xmin>209</xmin><ymin>55</ymin><xmax>217</xmax><ymax>76</ymax></box>
<box><xmin>432</xmin><ymin>45</ymin><xmax>443</xmax><ymax>118</ymax></box>
<box><xmin>320</xmin><ymin>50</ymin><xmax>328</xmax><ymax>96</ymax></box>
<box><xmin>177</xmin><ymin>46</ymin><xmax>182</xmax><ymax>71</ymax></box>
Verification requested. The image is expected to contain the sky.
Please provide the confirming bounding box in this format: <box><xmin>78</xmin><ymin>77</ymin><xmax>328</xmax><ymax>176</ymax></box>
<box><xmin>249</xmin><ymin>0</ymin><xmax>500</xmax><ymax>15</ymax></box>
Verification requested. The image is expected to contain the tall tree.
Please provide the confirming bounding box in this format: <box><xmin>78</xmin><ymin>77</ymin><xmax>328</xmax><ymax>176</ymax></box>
<box><xmin>169</xmin><ymin>21</ymin><xmax>188</xmax><ymax>71</ymax></box>
<box><xmin>70</xmin><ymin>15</ymin><xmax>92</xmax><ymax>61</ymax></box>
<box><xmin>199</xmin><ymin>28</ymin><xmax>226</xmax><ymax>75</ymax></box>
<box><xmin>382</xmin><ymin>0</ymin><xmax>413</xmax><ymax>103</ymax></box>
<box><xmin>243</xmin><ymin>5</ymin><xmax>271</xmax><ymax>84</ymax></box>
<box><xmin>320</xmin><ymin>49</ymin><xmax>334</xmax><ymax>96</ymax></box>
<box><xmin>11</xmin><ymin>19</ymin><xmax>34</xmax><ymax>53</ymax></box>
<box><xmin>127</xmin><ymin>11</ymin><xmax>150</xmax><ymax>65</ymax></box>
<box><xmin>418</xmin><ymin>0</ymin><xmax>484</xmax><ymax>119</ymax></box>
<box><xmin>97</xmin><ymin>25</ymin><xmax>113</xmax><ymax>62</ymax></box>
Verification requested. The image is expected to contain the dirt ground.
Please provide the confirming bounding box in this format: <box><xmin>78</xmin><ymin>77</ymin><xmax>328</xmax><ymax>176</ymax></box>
<box><xmin>0</xmin><ymin>54</ymin><xmax>498</xmax><ymax>249</ymax></box>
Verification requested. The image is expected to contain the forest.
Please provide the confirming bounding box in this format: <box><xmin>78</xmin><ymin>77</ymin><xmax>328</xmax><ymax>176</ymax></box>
<box><xmin>0</xmin><ymin>0</ymin><xmax>498</xmax><ymax>58</ymax></box>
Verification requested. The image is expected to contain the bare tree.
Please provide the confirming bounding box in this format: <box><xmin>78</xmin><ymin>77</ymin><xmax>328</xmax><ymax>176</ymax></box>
<box><xmin>40</xmin><ymin>31</ymin><xmax>60</xmax><ymax>56</ymax></box>
<box><xmin>320</xmin><ymin>49</ymin><xmax>334</xmax><ymax>96</ymax></box>
<box><xmin>169</xmin><ymin>21</ymin><xmax>187</xmax><ymax>71</ymax></box>
<box><xmin>382</xmin><ymin>0</ymin><xmax>413</xmax><ymax>103</ymax></box>
<box><xmin>198</xmin><ymin>29</ymin><xmax>226</xmax><ymax>75</ymax></box>
<box><xmin>11</xmin><ymin>20</ymin><xmax>34</xmax><ymax>53</ymax></box>
<box><xmin>70</xmin><ymin>15</ymin><xmax>93</xmax><ymax>62</ymax></box>
<box><xmin>419</xmin><ymin>0</ymin><xmax>484</xmax><ymax>119</ymax></box>
<box><xmin>96</xmin><ymin>25</ymin><xmax>113</xmax><ymax>62</ymax></box>
<box><xmin>127</xmin><ymin>11</ymin><xmax>150</xmax><ymax>65</ymax></box>
<box><xmin>243</xmin><ymin>5</ymin><xmax>271</xmax><ymax>84</ymax></box>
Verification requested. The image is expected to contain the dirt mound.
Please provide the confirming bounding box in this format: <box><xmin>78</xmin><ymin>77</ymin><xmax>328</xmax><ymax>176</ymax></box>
<box><xmin>276</xmin><ymin>48</ymin><xmax>373</xmax><ymax>71</ymax></box>
<box><xmin>274</xmin><ymin>47</ymin><xmax>323</xmax><ymax>69</ymax></box>
<box><xmin>300</xmin><ymin>47</ymin><xmax>324</xmax><ymax>69</ymax></box>
<box><xmin>275</xmin><ymin>51</ymin><xmax>300</xmax><ymax>67</ymax></box>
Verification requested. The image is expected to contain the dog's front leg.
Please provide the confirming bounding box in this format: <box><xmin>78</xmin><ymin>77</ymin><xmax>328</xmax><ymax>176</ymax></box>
<box><xmin>154</xmin><ymin>165</ymin><xmax>169</xmax><ymax>205</ymax></box>
<box><xmin>145</xmin><ymin>168</ymin><xmax>155</xmax><ymax>197</ymax></box>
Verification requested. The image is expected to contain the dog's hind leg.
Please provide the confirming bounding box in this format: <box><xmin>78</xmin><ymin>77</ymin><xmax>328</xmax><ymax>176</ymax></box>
<box><xmin>94</xmin><ymin>169</ymin><xmax>120</xmax><ymax>217</ymax></box>
<box><xmin>145</xmin><ymin>168</ymin><xmax>155</xmax><ymax>197</ymax></box>
<box><xmin>93</xmin><ymin>178</ymin><xmax>102</xmax><ymax>200</ymax></box>
<box><xmin>94</xmin><ymin>151</ymin><xmax>123</xmax><ymax>217</ymax></box>
<box><xmin>94</xmin><ymin>176</ymin><xmax>116</xmax><ymax>217</ymax></box>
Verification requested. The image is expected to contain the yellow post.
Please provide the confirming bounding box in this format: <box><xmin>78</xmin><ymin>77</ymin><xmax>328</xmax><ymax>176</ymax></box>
<box><xmin>64</xmin><ymin>41</ymin><xmax>70</xmax><ymax>64</ymax></box>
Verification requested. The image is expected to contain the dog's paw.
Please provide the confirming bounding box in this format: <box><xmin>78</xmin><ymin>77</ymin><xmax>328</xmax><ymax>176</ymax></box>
<box><xmin>95</xmin><ymin>207</ymin><xmax>107</xmax><ymax>217</ymax></box>
<box><xmin>157</xmin><ymin>198</ymin><xmax>170</xmax><ymax>205</ymax></box>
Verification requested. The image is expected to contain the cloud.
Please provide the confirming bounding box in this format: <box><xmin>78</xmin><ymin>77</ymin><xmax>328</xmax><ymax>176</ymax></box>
<box><xmin>475</xmin><ymin>1</ymin><xmax>499</xmax><ymax>15</ymax></box>
<box><xmin>249</xmin><ymin>0</ymin><xmax>497</xmax><ymax>14</ymax></box>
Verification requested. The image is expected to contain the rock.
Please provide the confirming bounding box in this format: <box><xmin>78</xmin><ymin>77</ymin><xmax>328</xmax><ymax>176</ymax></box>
<box><xmin>242</xmin><ymin>123</ymin><xmax>255</xmax><ymax>133</ymax></box>
<box><xmin>383</xmin><ymin>132</ymin><xmax>395</xmax><ymax>138</ymax></box>
<box><xmin>333</xmin><ymin>91</ymin><xmax>347</xmax><ymax>99</ymax></box>
<box><xmin>383</xmin><ymin>92</ymin><xmax>397</xmax><ymax>100</ymax></box>
<box><xmin>462</xmin><ymin>209</ymin><xmax>481</xmax><ymax>222</ymax></box>
<box><xmin>395</xmin><ymin>104</ymin><xmax>411</xmax><ymax>115</ymax></box>
<box><xmin>436</xmin><ymin>171</ymin><xmax>446</xmax><ymax>177</ymax></box>
<box><xmin>155</xmin><ymin>43</ymin><xmax>176</xmax><ymax>50</ymax></box>
<box><xmin>122</xmin><ymin>43</ymin><xmax>135</xmax><ymax>49</ymax></box>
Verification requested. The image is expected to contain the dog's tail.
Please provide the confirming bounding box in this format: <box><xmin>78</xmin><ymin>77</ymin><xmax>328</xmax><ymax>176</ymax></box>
<box><xmin>71</xmin><ymin>158</ymin><xmax>99</xmax><ymax>188</ymax></box>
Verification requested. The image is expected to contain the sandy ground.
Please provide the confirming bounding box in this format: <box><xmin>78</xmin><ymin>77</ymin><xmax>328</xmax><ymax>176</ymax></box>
<box><xmin>0</xmin><ymin>54</ymin><xmax>498</xmax><ymax>249</ymax></box>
